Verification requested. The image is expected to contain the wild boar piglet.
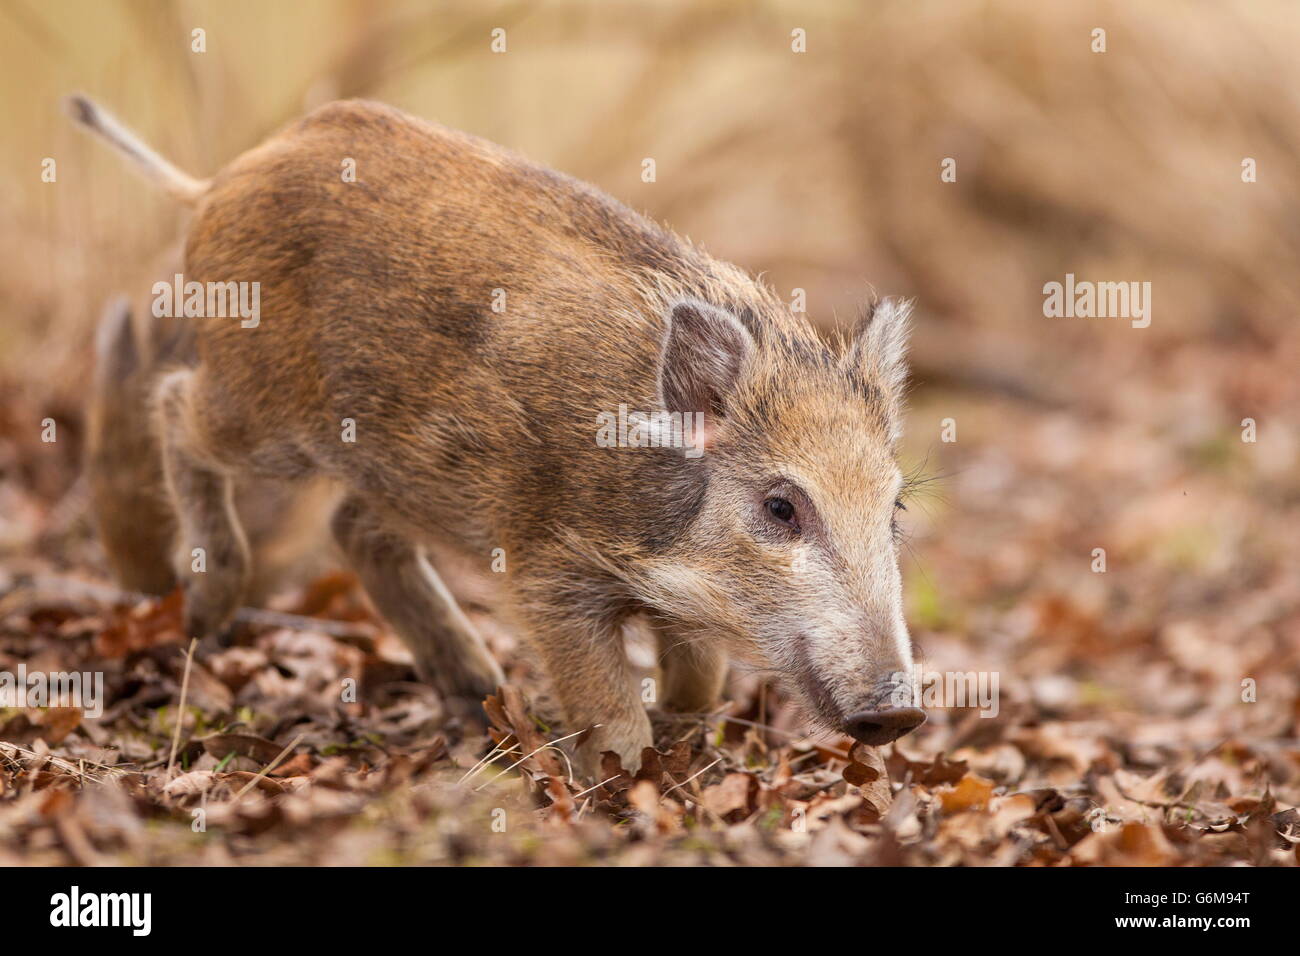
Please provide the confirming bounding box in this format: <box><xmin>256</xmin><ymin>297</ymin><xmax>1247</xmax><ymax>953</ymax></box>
<box><xmin>70</xmin><ymin>95</ymin><xmax>925</xmax><ymax>775</ymax></box>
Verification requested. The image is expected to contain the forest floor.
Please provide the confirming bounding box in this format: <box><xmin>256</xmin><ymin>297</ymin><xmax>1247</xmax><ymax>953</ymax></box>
<box><xmin>1</xmin><ymin>351</ymin><xmax>1297</xmax><ymax>865</ymax></box>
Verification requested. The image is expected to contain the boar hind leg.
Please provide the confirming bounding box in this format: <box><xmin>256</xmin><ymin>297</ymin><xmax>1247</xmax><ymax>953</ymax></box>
<box><xmin>87</xmin><ymin>297</ymin><xmax>177</xmax><ymax>596</ymax></box>
<box><xmin>154</xmin><ymin>369</ymin><xmax>250</xmax><ymax>639</ymax></box>
<box><xmin>331</xmin><ymin>496</ymin><xmax>504</xmax><ymax>716</ymax></box>
<box><xmin>654</xmin><ymin>627</ymin><xmax>726</xmax><ymax>713</ymax></box>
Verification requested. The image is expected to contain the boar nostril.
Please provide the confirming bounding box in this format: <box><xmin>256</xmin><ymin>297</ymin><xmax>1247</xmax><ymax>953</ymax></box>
<box><xmin>843</xmin><ymin>707</ymin><xmax>926</xmax><ymax>746</ymax></box>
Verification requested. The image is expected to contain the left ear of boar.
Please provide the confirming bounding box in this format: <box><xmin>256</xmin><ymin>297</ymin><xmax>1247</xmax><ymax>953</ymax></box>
<box><xmin>843</xmin><ymin>297</ymin><xmax>913</xmax><ymax>440</ymax></box>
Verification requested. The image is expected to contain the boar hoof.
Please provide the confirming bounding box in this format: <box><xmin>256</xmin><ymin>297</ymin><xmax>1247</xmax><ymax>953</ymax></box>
<box><xmin>578</xmin><ymin>726</ymin><xmax>653</xmax><ymax>779</ymax></box>
<box><xmin>181</xmin><ymin>581</ymin><xmax>242</xmax><ymax>641</ymax></box>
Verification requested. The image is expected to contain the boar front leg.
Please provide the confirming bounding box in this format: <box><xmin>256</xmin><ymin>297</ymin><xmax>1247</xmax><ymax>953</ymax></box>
<box><xmin>654</xmin><ymin>625</ymin><xmax>727</xmax><ymax>713</ymax></box>
<box><xmin>520</xmin><ymin>599</ymin><xmax>654</xmax><ymax>778</ymax></box>
<box><xmin>330</xmin><ymin>496</ymin><xmax>504</xmax><ymax>717</ymax></box>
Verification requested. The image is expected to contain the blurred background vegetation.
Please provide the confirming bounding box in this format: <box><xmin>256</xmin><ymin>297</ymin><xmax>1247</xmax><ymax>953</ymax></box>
<box><xmin>1</xmin><ymin>1</ymin><xmax>1297</xmax><ymax>724</ymax></box>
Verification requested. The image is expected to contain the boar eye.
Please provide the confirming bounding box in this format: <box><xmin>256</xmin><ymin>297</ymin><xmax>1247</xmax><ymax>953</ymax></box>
<box><xmin>764</xmin><ymin>496</ymin><xmax>798</xmax><ymax>528</ymax></box>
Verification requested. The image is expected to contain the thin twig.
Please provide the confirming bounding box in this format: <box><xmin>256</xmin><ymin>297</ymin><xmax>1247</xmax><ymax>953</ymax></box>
<box><xmin>166</xmin><ymin>638</ymin><xmax>198</xmax><ymax>776</ymax></box>
<box><xmin>572</xmin><ymin>774</ymin><xmax>621</xmax><ymax>800</ymax></box>
<box><xmin>1112</xmin><ymin>777</ymin><xmax>1201</xmax><ymax>815</ymax></box>
<box><xmin>456</xmin><ymin>734</ymin><xmax>518</xmax><ymax>786</ymax></box>
<box><xmin>662</xmin><ymin>757</ymin><xmax>722</xmax><ymax>799</ymax></box>
<box><xmin>0</xmin><ymin>741</ymin><xmax>134</xmax><ymax>780</ymax></box>
<box><xmin>231</xmin><ymin>732</ymin><xmax>306</xmax><ymax>804</ymax></box>
<box><xmin>473</xmin><ymin>727</ymin><xmax>592</xmax><ymax>792</ymax></box>
<box><xmin>660</xmin><ymin>760</ymin><xmax>728</xmax><ymax>826</ymax></box>
<box><xmin>547</xmin><ymin>745</ymin><xmax>577</xmax><ymax>786</ymax></box>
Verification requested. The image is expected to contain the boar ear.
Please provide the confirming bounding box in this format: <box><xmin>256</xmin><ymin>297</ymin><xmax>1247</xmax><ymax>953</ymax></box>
<box><xmin>844</xmin><ymin>297</ymin><xmax>912</xmax><ymax>440</ymax></box>
<box><xmin>658</xmin><ymin>298</ymin><xmax>754</xmax><ymax>422</ymax></box>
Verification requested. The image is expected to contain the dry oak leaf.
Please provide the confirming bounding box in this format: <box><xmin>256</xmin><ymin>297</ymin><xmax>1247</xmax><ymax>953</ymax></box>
<box><xmin>30</xmin><ymin>707</ymin><xmax>82</xmax><ymax>746</ymax></box>
<box><xmin>94</xmin><ymin>589</ymin><xmax>185</xmax><ymax>659</ymax></box>
<box><xmin>268</xmin><ymin>752</ymin><xmax>317</xmax><ymax>778</ymax></box>
<box><xmin>597</xmin><ymin>750</ymin><xmax>636</xmax><ymax>794</ymax></box>
<box><xmin>636</xmin><ymin>741</ymin><xmax>694</xmax><ymax>784</ymax></box>
<box><xmin>937</xmin><ymin>773</ymin><xmax>996</xmax><ymax>813</ymax></box>
<box><xmin>220</xmin><ymin>771</ymin><xmax>287</xmax><ymax>796</ymax></box>
<box><xmin>163</xmin><ymin>770</ymin><xmax>218</xmax><ymax>799</ymax></box>
<box><xmin>845</xmin><ymin>742</ymin><xmax>893</xmax><ymax>820</ymax></box>
<box><xmin>483</xmin><ymin>685</ymin><xmax>566</xmax><ymax>779</ymax></box>
<box><xmin>202</xmin><ymin>733</ymin><xmax>287</xmax><ymax>765</ymax></box>
<box><xmin>544</xmin><ymin>775</ymin><xmax>576</xmax><ymax>822</ymax></box>
<box><xmin>629</xmin><ymin>778</ymin><xmax>681</xmax><ymax>834</ymax></box>
<box><xmin>1069</xmin><ymin>821</ymin><xmax>1179</xmax><ymax>866</ymax></box>
<box><xmin>701</xmin><ymin>772</ymin><xmax>758</xmax><ymax>820</ymax></box>
<box><xmin>1272</xmin><ymin>807</ymin><xmax>1299</xmax><ymax>841</ymax></box>
<box><xmin>988</xmin><ymin>792</ymin><xmax>1039</xmax><ymax>836</ymax></box>
<box><xmin>39</xmin><ymin>787</ymin><xmax>75</xmax><ymax>817</ymax></box>
<box><xmin>280</xmin><ymin>571</ymin><xmax>368</xmax><ymax>621</ymax></box>
<box><xmin>888</xmin><ymin>747</ymin><xmax>969</xmax><ymax>788</ymax></box>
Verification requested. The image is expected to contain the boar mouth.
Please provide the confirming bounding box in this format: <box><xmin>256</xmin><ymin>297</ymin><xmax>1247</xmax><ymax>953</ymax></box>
<box><xmin>789</xmin><ymin>635</ymin><xmax>926</xmax><ymax>744</ymax></box>
<box><xmin>791</xmin><ymin>634</ymin><xmax>845</xmax><ymax>729</ymax></box>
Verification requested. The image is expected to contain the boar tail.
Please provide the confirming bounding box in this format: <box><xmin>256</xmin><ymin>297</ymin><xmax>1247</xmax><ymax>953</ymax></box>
<box><xmin>65</xmin><ymin>94</ymin><xmax>210</xmax><ymax>205</ymax></box>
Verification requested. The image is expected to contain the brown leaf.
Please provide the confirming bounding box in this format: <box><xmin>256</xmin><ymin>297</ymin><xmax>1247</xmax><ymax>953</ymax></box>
<box><xmin>1070</xmin><ymin>822</ymin><xmax>1179</xmax><ymax>866</ymax></box>
<box><xmin>545</xmin><ymin>775</ymin><xmax>575</xmax><ymax>822</ymax></box>
<box><xmin>39</xmin><ymin>787</ymin><xmax>74</xmax><ymax>817</ymax></box>
<box><xmin>661</xmin><ymin>740</ymin><xmax>693</xmax><ymax>778</ymax></box>
<box><xmin>889</xmin><ymin>749</ymin><xmax>970</xmax><ymax>788</ymax></box>
<box><xmin>202</xmin><ymin>733</ymin><xmax>285</xmax><ymax>765</ymax></box>
<box><xmin>483</xmin><ymin>692</ymin><xmax>510</xmax><ymax>739</ymax></box>
<box><xmin>598</xmin><ymin>751</ymin><xmax>634</xmax><ymax>791</ymax></box>
<box><xmin>493</xmin><ymin>685</ymin><xmax>566</xmax><ymax>779</ymax></box>
<box><xmin>701</xmin><ymin>772</ymin><xmax>757</xmax><ymax>820</ymax></box>
<box><xmin>221</xmin><ymin>771</ymin><xmax>286</xmax><ymax>796</ymax></box>
<box><xmin>94</xmin><ymin>589</ymin><xmax>185</xmax><ymax>659</ymax></box>
<box><xmin>634</xmin><ymin>747</ymin><xmax>663</xmax><ymax>784</ymax></box>
<box><xmin>628</xmin><ymin>779</ymin><xmax>681</xmax><ymax>834</ymax></box>
<box><xmin>1271</xmin><ymin>808</ymin><xmax>1299</xmax><ymax>841</ymax></box>
<box><xmin>32</xmin><ymin>707</ymin><xmax>82</xmax><ymax>745</ymax></box>
<box><xmin>844</xmin><ymin>743</ymin><xmax>885</xmax><ymax>787</ymax></box>
<box><xmin>280</xmin><ymin>571</ymin><xmax>367</xmax><ymax>620</ymax></box>
<box><xmin>938</xmin><ymin>774</ymin><xmax>996</xmax><ymax>813</ymax></box>
<box><xmin>163</xmin><ymin>770</ymin><xmax>217</xmax><ymax>798</ymax></box>
<box><xmin>268</xmin><ymin>752</ymin><xmax>317</xmax><ymax>778</ymax></box>
<box><xmin>845</xmin><ymin>743</ymin><xmax>892</xmax><ymax>820</ymax></box>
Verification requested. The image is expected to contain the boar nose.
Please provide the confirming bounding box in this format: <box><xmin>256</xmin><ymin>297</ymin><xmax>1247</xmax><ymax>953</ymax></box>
<box><xmin>843</xmin><ymin>707</ymin><xmax>926</xmax><ymax>746</ymax></box>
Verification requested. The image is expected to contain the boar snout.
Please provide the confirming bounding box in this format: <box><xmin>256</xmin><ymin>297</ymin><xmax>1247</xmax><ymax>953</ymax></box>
<box><xmin>822</xmin><ymin>670</ymin><xmax>925</xmax><ymax>746</ymax></box>
<box><xmin>843</xmin><ymin>706</ymin><xmax>926</xmax><ymax>746</ymax></box>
